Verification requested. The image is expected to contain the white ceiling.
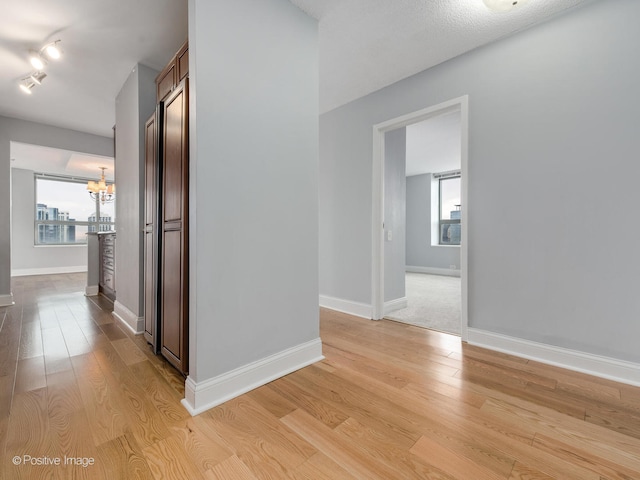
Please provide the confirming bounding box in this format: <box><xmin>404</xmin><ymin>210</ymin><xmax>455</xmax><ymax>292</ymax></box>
<box><xmin>10</xmin><ymin>142</ymin><xmax>114</xmax><ymax>180</ymax></box>
<box><xmin>405</xmin><ymin>110</ymin><xmax>461</xmax><ymax>177</ymax></box>
<box><xmin>0</xmin><ymin>0</ymin><xmax>591</xmax><ymax>139</ymax></box>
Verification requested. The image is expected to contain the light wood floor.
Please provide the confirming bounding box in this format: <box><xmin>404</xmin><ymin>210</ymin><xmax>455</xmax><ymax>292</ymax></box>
<box><xmin>1</xmin><ymin>274</ymin><xmax>640</xmax><ymax>479</ymax></box>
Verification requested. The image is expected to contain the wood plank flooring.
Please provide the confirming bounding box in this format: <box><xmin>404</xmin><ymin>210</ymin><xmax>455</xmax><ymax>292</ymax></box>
<box><xmin>1</xmin><ymin>273</ymin><xmax>639</xmax><ymax>479</ymax></box>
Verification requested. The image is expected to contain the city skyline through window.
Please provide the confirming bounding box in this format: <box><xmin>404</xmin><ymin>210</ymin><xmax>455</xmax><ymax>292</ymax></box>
<box><xmin>35</xmin><ymin>176</ymin><xmax>115</xmax><ymax>245</ymax></box>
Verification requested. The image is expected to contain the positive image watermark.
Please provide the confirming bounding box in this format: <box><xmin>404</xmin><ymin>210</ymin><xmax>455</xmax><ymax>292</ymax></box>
<box><xmin>12</xmin><ymin>455</ymin><xmax>95</xmax><ymax>468</ymax></box>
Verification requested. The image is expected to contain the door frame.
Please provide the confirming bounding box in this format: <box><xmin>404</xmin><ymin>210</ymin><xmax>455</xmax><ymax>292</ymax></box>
<box><xmin>371</xmin><ymin>95</ymin><xmax>469</xmax><ymax>342</ymax></box>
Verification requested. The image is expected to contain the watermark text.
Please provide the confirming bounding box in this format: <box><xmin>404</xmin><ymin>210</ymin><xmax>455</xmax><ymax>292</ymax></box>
<box><xmin>12</xmin><ymin>455</ymin><xmax>95</xmax><ymax>468</ymax></box>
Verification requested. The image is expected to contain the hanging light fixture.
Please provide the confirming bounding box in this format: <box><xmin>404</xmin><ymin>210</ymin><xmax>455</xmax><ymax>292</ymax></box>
<box><xmin>483</xmin><ymin>0</ymin><xmax>529</xmax><ymax>12</ymax></box>
<box><xmin>87</xmin><ymin>167</ymin><xmax>116</xmax><ymax>204</ymax></box>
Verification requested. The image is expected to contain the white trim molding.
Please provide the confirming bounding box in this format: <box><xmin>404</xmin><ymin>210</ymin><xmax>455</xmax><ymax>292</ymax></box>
<box><xmin>468</xmin><ymin>328</ymin><xmax>640</xmax><ymax>387</ymax></box>
<box><xmin>0</xmin><ymin>293</ymin><xmax>14</xmax><ymax>307</ymax></box>
<box><xmin>406</xmin><ymin>266</ymin><xmax>460</xmax><ymax>277</ymax></box>
<box><xmin>12</xmin><ymin>265</ymin><xmax>87</xmax><ymax>277</ymax></box>
<box><xmin>384</xmin><ymin>296</ymin><xmax>408</xmax><ymax>315</ymax></box>
<box><xmin>112</xmin><ymin>300</ymin><xmax>144</xmax><ymax>335</ymax></box>
<box><xmin>181</xmin><ymin>338</ymin><xmax>324</xmax><ymax>416</ymax></box>
<box><xmin>85</xmin><ymin>285</ymin><xmax>99</xmax><ymax>296</ymax></box>
<box><xmin>319</xmin><ymin>295</ymin><xmax>372</xmax><ymax>319</ymax></box>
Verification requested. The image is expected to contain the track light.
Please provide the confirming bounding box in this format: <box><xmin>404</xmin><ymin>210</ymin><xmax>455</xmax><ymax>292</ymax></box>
<box><xmin>43</xmin><ymin>41</ymin><xmax>62</xmax><ymax>60</ymax></box>
<box><xmin>30</xmin><ymin>71</ymin><xmax>47</xmax><ymax>85</ymax></box>
<box><xmin>29</xmin><ymin>50</ymin><xmax>45</xmax><ymax>70</ymax></box>
<box><xmin>19</xmin><ymin>40</ymin><xmax>63</xmax><ymax>96</ymax></box>
<box><xmin>28</xmin><ymin>40</ymin><xmax>62</xmax><ymax>70</ymax></box>
<box><xmin>19</xmin><ymin>81</ymin><xmax>35</xmax><ymax>94</ymax></box>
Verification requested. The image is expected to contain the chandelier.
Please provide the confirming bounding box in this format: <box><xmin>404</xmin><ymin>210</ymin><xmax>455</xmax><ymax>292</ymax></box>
<box><xmin>87</xmin><ymin>167</ymin><xmax>116</xmax><ymax>204</ymax></box>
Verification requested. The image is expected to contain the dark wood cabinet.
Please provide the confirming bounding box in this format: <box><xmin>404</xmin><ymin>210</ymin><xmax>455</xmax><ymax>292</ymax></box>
<box><xmin>144</xmin><ymin>113</ymin><xmax>160</xmax><ymax>352</ymax></box>
<box><xmin>156</xmin><ymin>41</ymin><xmax>188</xmax><ymax>103</ymax></box>
<box><xmin>144</xmin><ymin>40</ymin><xmax>189</xmax><ymax>375</ymax></box>
<box><xmin>160</xmin><ymin>80</ymin><xmax>189</xmax><ymax>373</ymax></box>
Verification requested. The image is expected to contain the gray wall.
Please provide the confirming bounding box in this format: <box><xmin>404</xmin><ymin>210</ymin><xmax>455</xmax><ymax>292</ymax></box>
<box><xmin>383</xmin><ymin>128</ymin><xmax>406</xmax><ymax>302</ymax></box>
<box><xmin>114</xmin><ymin>64</ymin><xmax>158</xmax><ymax>317</ymax></box>
<box><xmin>0</xmin><ymin>116</ymin><xmax>113</xmax><ymax>300</ymax></box>
<box><xmin>189</xmin><ymin>0</ymin><xmax>319</xmax><ymax>382</ymax></box>
<box><xmin>406</xmin><ymin>173</ymin><xmax>460</xmax><ymax>270</ymax></box>
<box><xmin>319</xmin><ymin>0</ymin><xmax>640</xmax><ymax>363</ymax></box>
<box><xmin>11</xmin><ymin>168</ymin><xmax>87</xmax><ymax>273</ymax></box>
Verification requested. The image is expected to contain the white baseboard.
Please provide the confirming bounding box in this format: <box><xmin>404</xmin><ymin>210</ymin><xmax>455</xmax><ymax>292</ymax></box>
<box><xmin>85</xmin><ymin>285</ymin><xmax>99</xmax><ymax>296</ymax></box>
<box><xmin>406</xmin><ymin>265</ymin><xmax>460</xmax><ymax>277</ymax></box>
<box><xmin>182</xmin><ymin>338</ymin><xmax>324</xmax><ymax>416</ymax></box>
<box><xmin>384</xmin><ymin>296</ymin><xmax>407</xmax><ymax>315</ymax></box>
<box><xmin>112</xmin><ymin>301</ymin><xmax>144</xmax><ymax>335</ymax></box>
<box><xmin>468</xmin><ymin>328</ymin><xmax>640</xmax><ymax>387</ymax></box>
<box><xmin>0</xmin><ymin>293</ymin><xmax>14</xmax><ymax>307</ymax></box>
<box><xmin>11</xmin><ymin>265</ymin><xmax>87</xmax><ymax>277</ymax></box>
<box><xmin>319</xmin><ymin>295</ymin><xmax>372</xmax><ymax>319</ymax></box>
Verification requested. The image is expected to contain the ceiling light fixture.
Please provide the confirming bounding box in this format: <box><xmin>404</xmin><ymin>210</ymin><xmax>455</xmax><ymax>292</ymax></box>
<box><xmin>44</xmin><ymin>41</ymin><xmax>62</xmax><ymax>60</ymax></box>
<box><xmin>29</xmin><ymin>50</ymin><xmax>46</xmax><ymax>70</ymax></box>
<box><xmin>19</xmin><ymin>80</ymin><xmax>35</xmax><ymax>95</ymax></box>
<box><xmin>28</xmin><ymin>40</ymin><xmax>62</xmax><ymax>69</ymax></box>
<box><xmin>87</xmin><ymin>167</ymin><xmax>116</xmax><ymax>204</ymax></box>
<box><xmin>19</xmin><ymin>40</ymin><xmax>63</xmax><ymax>97</ymax></box>
<box><xmin>30</xmin><ymin>71</ymin><xmax>47</xmax><ymax>85</ymax></box>
<box><xmin>482</xmin><ymin>0</ymin><xmax>529</xmax><ymax>12</ymax></box>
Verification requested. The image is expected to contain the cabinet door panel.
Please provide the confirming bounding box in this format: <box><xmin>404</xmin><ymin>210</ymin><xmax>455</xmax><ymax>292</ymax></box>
<box><xmin>144</xmin><ymin>229</ymin><xmax>157</xmax><ymax>347</ymax></box>
<box><xmin>161</xmin><ymin>229</ymin><xmax>182</xmax><ymax>361</ymax></box>
<box><xmin>163</xmin><ymin>90</ymin><xmax>185</xmax><ymax>223</ymax></box>
<box><xmin>156</xmin><ymin>64</ymin><xmax>175</xmax><ymax>102</ymax></box>
<box><xmin>144</xmin><ymin>113</ymin><xmax>160</xmax><ymax>351</ymax></box>
<box><xmin>177</xmin><ymin>43</ymin><xmax>189</xmax><ymax>81</ymax></box>
<box><xmin>160</xmin><ymin>80</ymin><xmax>189</xmax><ymax>374</ymax></box>
<box><xmin>145</xmin><ymin>116</ymin><xmax>156</xmax><ymax>225</ymax></box>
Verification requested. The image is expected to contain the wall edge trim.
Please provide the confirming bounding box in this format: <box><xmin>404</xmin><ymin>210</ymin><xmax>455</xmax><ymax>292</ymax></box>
<box><xmin>0</xmin><ymin>294</ymin><xmax>14</xmax><ymax>307</ymax></box>
<box><xmin>11</xmin><ymin>266</ymin><xmax>87</xmax><ymax>277</ymax></box>
<box><xmin>468</xmin><ymin>328</ymin><xmax>640</xmax><ymax>387</ymax></box>
<box><xmin>406</xmin><ymin>265</ymin><xmax>461</xmax><ymax>277</ymax></box>
<box><xmin>181</xmin><ymin>338</ymin><xmax>324</xmax><ymax>416</ymax></box>
<box><xmin>319</xmin><ymin>295</ymin><xmax>372</xmax><ymax>319</ymax></box>
<box><xmin>113</xmin><ymin>300</ymin><xmax>144</xmax><ymax>335</ymax></box>
<box><xmin>384</xmin><ymin>296</ymin><xmax>408</xmax><ymax>315</ymax></box>
<box><xmin>85</xmin><ymin>285</ymin><xmax>99</xmax><ymax>296</ymax></box>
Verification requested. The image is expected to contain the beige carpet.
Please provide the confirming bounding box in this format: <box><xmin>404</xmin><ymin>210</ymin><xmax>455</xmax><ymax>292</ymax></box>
<box><xmin>385</xmin><ymin>272</ymin><xmax>461</xmax><ymax>335</ymax></box>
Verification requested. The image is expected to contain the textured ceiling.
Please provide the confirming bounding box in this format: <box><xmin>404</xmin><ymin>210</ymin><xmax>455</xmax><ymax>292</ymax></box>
<box><xmin>0</xmin><ymin>0</ymin><xmax>593</xmax><ymax>138</ymax></box>
<box><xmin>290</xmin><ymin>0</ymin><xmax>592</xmax><ymax>113</ymax></box>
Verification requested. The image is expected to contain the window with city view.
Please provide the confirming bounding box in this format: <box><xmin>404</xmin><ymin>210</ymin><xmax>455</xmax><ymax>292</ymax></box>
<box><xmin>439</xmin><ymin>175</ymin><xmax>461</xmax><ymax>246</ymax></box>
<box><xmin>35</xmin><ymin>175</ymin><xmax>115</xmax><ymax>245</ymax></box>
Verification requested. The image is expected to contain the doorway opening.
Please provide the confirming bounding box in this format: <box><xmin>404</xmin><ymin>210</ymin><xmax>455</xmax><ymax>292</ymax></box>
<box><xmin>371</xmin><ymin>96</ymin><xmax>469</xmax><ymax>341</ymax></box>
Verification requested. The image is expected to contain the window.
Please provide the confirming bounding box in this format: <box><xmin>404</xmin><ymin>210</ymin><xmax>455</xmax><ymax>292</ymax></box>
<box><xmin>438</xmin><ymin>173</ymin><xmax>461</xmax><ymax>246</ymax></box>
<box><xmin>35</xmin><ymin>175</ymin><xmax>115</xmax><ymax>245</ymax></box>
